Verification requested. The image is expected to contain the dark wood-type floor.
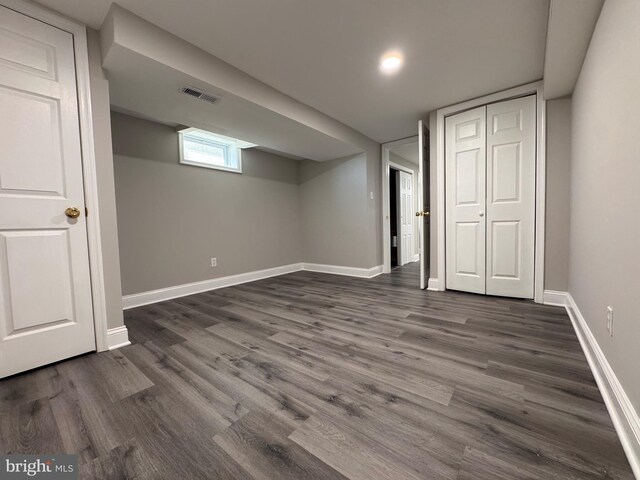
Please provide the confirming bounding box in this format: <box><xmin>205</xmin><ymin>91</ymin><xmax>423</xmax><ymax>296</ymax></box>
<box><xmin>0</xmin><ymin>263</ymin><xmax>634</xmax><ymax>479</ymax></box>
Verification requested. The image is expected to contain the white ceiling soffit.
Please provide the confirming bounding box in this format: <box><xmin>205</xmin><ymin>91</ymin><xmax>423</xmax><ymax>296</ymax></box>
<box><xmin>99</xmin><ymin>5</ymin><xmax>371</xmax><ymax>162</ymax></box>
<box><xmin>543</xmin><ymin>0</ymin><xmax>604</xmax><ymax>100</ymax></box>
<box><xmin>35</xmin><ymin>0</ymin><xmax>549</xmax><ymax>143</ymax></box>
<box><xmin>390</xmin><ymin>142</ymin><xmax>419</xmax><ymax>165</ymax></box>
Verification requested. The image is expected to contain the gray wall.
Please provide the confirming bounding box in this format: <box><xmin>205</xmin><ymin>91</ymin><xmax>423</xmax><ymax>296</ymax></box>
<box><xmin>389</xmin><ymin>152</ymin><xmax>420</xmax><ymax>257</ymax></box>
<box><xmin>367</xmin><ymin>146</ymin><xmax>383</xmax><ymax>268</ymax></box>
<box><xmin>545</xmin><ymin>98</ymin><xmax>572</xmax><ymax>291</ymax></box>
<box><xmin>87</xmin><ymin>29</ymin><xmax>125</xmax><ymax>329</ymax></box>
<box><xmin>299</xmin><ymin>154</ymin><xmax>371</xmax><ymax>267</ymax></box>
<box><xmin>569</xmin><ymin>0</ymin><xmax>640</xmax><ymax>411</ymax></box>
<box><xmin>101</xmin><ymin>4</ymin><xmax>383</xmax><ymax>273</ymax></box>
<box><xmin>111</xmin><ymin>112</ymin><xmax>302</xmax><ymax>295</ymax></box>
<box><xmin>112</xmin><ymin>108</ymin><xmax>382</xmax><ymax>292</ymax></box>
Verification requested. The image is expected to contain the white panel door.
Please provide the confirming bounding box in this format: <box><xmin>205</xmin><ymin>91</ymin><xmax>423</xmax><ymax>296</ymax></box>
<box><xmin>398</xmin><ymin>170</ymin><xmax>413</xmax><ymax>265</ymax></box>
<box><xmin>445</xmin><ymin>106</ymin><xmax>486</xmax><ymax>294</ymax></box>
<box><xmin>486</xmin><ymin>96</ymin><xmax>536</xmax><ymax>298</ymax></box>
<box><xmin>0</xmin><ymin>6</ymin><xmax>95</xmax><ymax>377</ymax></box>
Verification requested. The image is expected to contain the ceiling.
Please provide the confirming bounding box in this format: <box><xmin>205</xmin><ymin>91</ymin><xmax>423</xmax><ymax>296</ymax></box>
<box><xmin>390</xmin><ymin>142</ymin><xmax>419</xmax><ymax>165</ymax></box>
<box><xmin>102</xmin><ymin>43</ymin><xmax>361</xmax><ymax>161</ymax></box>
<box><xmin>36</xmin><ymin>0</ymin><xmax>550</xmax><ymax>143</ymax></box>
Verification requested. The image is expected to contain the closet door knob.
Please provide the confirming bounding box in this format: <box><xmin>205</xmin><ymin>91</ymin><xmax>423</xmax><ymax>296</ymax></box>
<box><xmin>65</xmin><ymin>207</ymin><xmax>81</xmax><ymax>219</ymax></box>
<box><xmin>479</xmin><ymin>211</ymin><xmax>484</xmax><ymax>217</ymax></box>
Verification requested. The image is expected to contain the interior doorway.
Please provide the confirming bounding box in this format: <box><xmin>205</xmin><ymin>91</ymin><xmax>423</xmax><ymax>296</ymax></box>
<box><xmin>389</xmin><ymin>167</ymin><xmax>415</xmax><ymax>269</ymax></box>
<box><xmin>390</xmin><ymin>168</ymin><xmax>399</xmax><ymax>268</ymax></box>
<box><xmin>382</xmin><ymin>136</ymin><xmax>423</xmax><ymax>284</ymax></box>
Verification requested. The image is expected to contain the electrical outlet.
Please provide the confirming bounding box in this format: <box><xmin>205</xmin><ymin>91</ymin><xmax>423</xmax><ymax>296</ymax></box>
<box><xmin>211</xmin><ymin>257</ymin><xmax>217</xmax><ymax>268</ymax></box>
<box><xmin>606</xmin><ymin>306</ymin><xmax>613</xmax><ymax>336</ymax></box>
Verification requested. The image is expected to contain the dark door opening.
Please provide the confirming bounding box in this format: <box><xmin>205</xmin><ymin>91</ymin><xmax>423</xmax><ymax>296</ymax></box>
<box><xmin>390</xmin><ymin>168</ymin><xmax>399</xmax><ymax>268</ymax></box>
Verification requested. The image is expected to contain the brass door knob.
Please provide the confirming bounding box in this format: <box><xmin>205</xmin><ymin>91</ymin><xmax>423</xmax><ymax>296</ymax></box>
<box><xmin>65</xmin><ymin>207</ymin><xmax>81</xmax><ymax>219</ymax></box>
<box><xmin>415</xmin><ymin>211</ymin><xmax>430</xmax><ymax>217</ymax></box>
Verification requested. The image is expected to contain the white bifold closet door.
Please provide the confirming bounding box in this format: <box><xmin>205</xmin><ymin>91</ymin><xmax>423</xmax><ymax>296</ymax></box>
<box><xmin>445</xmin><ymin>106</ymin><xmax>487</xmax><ymax>294</ymax></box>
<box><xmin>445</xmin><ymin>95</ymin><xmax>535</xmax><ymax>299</ymax></box>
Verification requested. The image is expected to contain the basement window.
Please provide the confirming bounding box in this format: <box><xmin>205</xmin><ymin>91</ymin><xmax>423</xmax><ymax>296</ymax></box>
<box><xmin>178</xmin><ymin>128</ymin><xmax>256</xmax><ymax>174</ymax></box>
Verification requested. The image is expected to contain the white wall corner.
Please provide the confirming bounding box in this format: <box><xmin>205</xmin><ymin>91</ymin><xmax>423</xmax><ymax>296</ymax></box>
<box><xmin>106</xmin><ymin>325</ymin><xmax>130</xmax><ymax>350</ymax></box>
<box><xmin>427</xmin><ymin>277</ymin><xmax>442</xmax><ymax>291</ymax></box>
<box><xmin>302</xmin><ymin>263</ymin><xmax>383</xmax><ymax>278</ymax></box>
<box><xmin>542</xmin><ymin>289</ymin><xmax>568</xmax><ymax>307</ymax></box>
<box><xmin>565</xmin><ymin>293</ymin><xmax>640</xmax><ymax>478</ymax></box>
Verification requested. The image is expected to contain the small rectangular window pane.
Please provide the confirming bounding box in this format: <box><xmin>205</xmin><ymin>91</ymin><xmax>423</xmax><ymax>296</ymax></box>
<box><xmin>179</xmin><ymin>129</ymin><xmax>243</xmax><ymax>173</ymax></box>
<box><xmin>183</xmin><ymin>136</ymin><xmax>227</xmax><ymax>166</ymax></box>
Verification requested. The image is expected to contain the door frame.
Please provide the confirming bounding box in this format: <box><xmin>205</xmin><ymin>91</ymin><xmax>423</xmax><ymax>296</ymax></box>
<box><xmin>381</xmin><ymin>136</ymin><xmax>419</xmax><ymax>274</ymax></box>
<box><xmin>1</xmin><ymin>0</ymin><xmax>111</xmax><ymax>350</ymax></box>
<box><xmin>433</xmin><ymin>81</ymin><xmax>546</xmax><ymax>303</ymax></box>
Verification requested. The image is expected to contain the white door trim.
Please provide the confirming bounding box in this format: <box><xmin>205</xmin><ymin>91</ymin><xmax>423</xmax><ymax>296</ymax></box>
<box><xmin>381</xmin><ymin>136</ymin><xmax>419</xmax><ymax>274</ymax></box>
<box><xmin>434</xmin><ymin>81</ymin><xmax>546</xmax><ymax>303</ymax></box>
<box><xmin>1</xmin><ymin>0</ymin><xmax>110</xmax><ymax>350</ymax></box>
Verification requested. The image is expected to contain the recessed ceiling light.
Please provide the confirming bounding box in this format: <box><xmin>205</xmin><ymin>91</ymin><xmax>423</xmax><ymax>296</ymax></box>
<box><xmin>380</xmin><ymin>53</ymin><xmax>403</xmax><ymax>74</ymax></box>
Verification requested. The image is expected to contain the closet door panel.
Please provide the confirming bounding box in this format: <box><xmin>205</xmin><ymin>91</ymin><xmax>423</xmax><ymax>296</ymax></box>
<box><xmin>486</xmin><ymin>95</ymin><xmax>536</xmax><ymax>298</ymax></box>
<box><xmin>445</xmin><ymin>106</ymin><xmax>486</xmax><ymax>294</ymax></box>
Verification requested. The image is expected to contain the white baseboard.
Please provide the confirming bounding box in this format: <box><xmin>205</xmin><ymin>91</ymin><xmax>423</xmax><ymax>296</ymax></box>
<box><xmin>427</xmin><ymin>277</ymin><xmax>442</xmax><ymax>291</ymax></box>
<box><xmin>122</xmin><ymin>263</ymin><xmax>303</xmax><ymax>309</ymax></box>
<box><xmin>565</xmin><ymin>293</ymin><xmax>640</xmax><ymax>478</ymax></box>
<box><xmin>302</xmin><ymin>263</ymin><xmax>383</xmax><ymax>278</ymax></box>
<box><xmin>122</xmin><ymin>262</ymin><xmax>385</xmax><ymax>309</ymax></box>
<box><xmin>107</xmin><ymin>326</ymin><xmax>130</xmax><ymax>350</ymax></box>
<box><xmin>543</xmin><ymin>289</ymin><xmax>568</xmax><ymax>307</ymax></box>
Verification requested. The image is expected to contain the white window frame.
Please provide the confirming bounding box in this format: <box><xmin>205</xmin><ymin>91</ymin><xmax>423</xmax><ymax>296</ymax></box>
<box><xmin>178</xmin><ymin>128</ymin><xmax>246</xmax><ymax>174</ymax></box>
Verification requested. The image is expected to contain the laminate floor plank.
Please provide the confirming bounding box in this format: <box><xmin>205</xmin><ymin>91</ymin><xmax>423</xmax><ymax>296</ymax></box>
<box><xmin>219</xmin><ymin>350</ymin><xmax>462</xmax><ymax>477</ymax></box>
<box><xmin>150</xmin><ymin>299</ymin><xmax>222</xmax><ymax>329</ymax></box>
<box><xmin>168</xmin><ymin>342</ymin><xmax>315</xmax><ymax>430</ymax></box>
<box><xmin>0</xmin><ymin>398</ymin><xmax>65</xmax><ymax>455</ymax></box>
<box><xmin>0</xmin><ymin>366</ymin><xmax>61</xmax><ymax>414</ymax></box>
<box><xmin>269</xmin><ymin>330</ymin><xmax>455</xmax><ymax>406</ymax></box>
<box><xmin>214</xmin><ymin>410</ymin><xmax>348</xmax><ymax>480</ymax></box>
<box><xmin>0</xmin><ymin>263</ymin><xmax>633</xmax><ymax>479</ymax></box>
<box><xmin>121</xmin><ymin>342</ymin><xmax>248</xmax><ymax>431</ymax></box>
<box><xmin>289</xmin><ymin>412</ymin><xmax>429</xmax><ymax>480</ymax></box>
<box><xmin>206</xmin><ymin>323</ymin><xmax>332</xmax><ymax>381</ymax></box>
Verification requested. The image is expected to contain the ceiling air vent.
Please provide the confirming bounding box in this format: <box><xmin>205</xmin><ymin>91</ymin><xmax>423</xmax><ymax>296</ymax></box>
<box><xmin>179</xmin><ymin>86</ymin><xmax>221</xmax><ymax>105</ymax></box>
